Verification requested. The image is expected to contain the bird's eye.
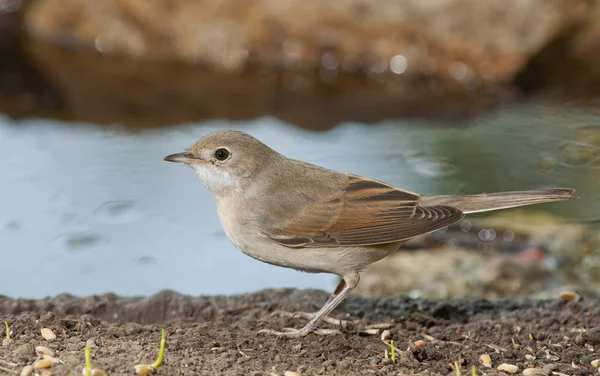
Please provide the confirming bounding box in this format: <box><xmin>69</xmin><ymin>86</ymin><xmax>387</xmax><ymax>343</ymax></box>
<box><xmin>215</xmin><ymin>148</ymin><xmax>230</xmax><ymax>161</ymax></box>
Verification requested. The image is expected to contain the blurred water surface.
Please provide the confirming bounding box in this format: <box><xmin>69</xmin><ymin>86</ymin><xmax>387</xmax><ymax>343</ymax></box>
<box><xmin>1</xmin><ymin>103</ymin><xmax>599</xmax><ymax>298</ymax></box>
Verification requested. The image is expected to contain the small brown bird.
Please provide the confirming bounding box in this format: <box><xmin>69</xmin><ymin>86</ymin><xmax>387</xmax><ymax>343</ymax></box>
<box><xmin>164</xmin><ymin>130</ymin><xmax>576</xmax><ymax>338</ymax></box>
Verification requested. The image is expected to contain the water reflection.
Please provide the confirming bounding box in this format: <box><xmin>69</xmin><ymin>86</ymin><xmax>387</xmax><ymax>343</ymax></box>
<box><xmin>0</xmin><ymin>104</ymin><xmax>598</xmax><ymax>299</ymax></box>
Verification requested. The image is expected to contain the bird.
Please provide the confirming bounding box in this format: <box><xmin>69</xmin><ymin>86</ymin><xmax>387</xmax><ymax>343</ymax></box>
<box><xmin>164</xmin><ymin>129</ymin><xmax>577</xmax><ymax>338</ymax></box>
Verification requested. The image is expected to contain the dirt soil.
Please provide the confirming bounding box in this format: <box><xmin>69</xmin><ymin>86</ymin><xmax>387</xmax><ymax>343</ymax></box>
<box><xmin>1</xmin><ymin>290</ymin><xmax>599</xmax><ymax>376</ymax></box>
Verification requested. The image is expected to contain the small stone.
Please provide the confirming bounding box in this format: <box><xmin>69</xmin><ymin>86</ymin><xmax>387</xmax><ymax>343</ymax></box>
<box><xmin>497</xmin><ymin>363</ymin><xmax>519</xmax><ymax>374</ymax></box>
<box><xmin>479</xmin><ymin>353</ymin><xmax>493</xmax><ymax>368</ymax></box>
<box><xmin>36</xmin><ymin>346</ymin><xmax>55</xmax><ymax>357</ymax></box>
<box><xmin>20</xmin><ymin>365</ymin><xmax>34</xmax><ymax>376</ymax></box>
<box><xmin>2</xmin><ymin>337</ymin><xmax>11</xmax><ymax>346</ymax></box>
<box><xmin>14</xmin><ymin>343</ymin><xmax>35</xmax><ymax>361</ymax></box>
<box><xmin>41</xmin><ymin>328</ymin><xmax>56</xmax><ymax>342</ymax></box>
<box><xmin>592</xmin><ymin>359</ymin><xmax>600</xmax><ymax>368</ymax></box>
<box><xmin>546</xmin><ymin>353</ymin><xmax>560</xmax><ymax>361</ymax></box>
<box><xmin>586</xmin><ymin>327</ymin><xmax>600</xmax><ymax>345</ymax></box>
<box><xmin>525</xmin><ymin>354</ymin><xmax>536</xmax><ymax>360</ymax></box>
<box><xmin>284</xmin><ymin>372</ymin><xmax>301</xmax><ymax>376</ymax></box>
<box><xmin>107</xmin><ymin>326</ymin><xmax>126</xmax><ymax>338</ymax></box>
<box><xmin>522</xmin><ymin>368</ymin><xmax>548</xmax><ymax>376</ymax></box>
<box><xmin>40</xmin><ymin>371</ymin><xmax>53</xmax><ymax>376</ymax></box>
<box><xmin>559</xmin><ymin>291</ymin><xmax>580</xmax><ymax>302</ymax></box>
<box><xmin>414</xmin><ymin>340</ymin><xmax>425</xmax><ymax>348</ymax></box>
<box><xmin>380</xmin><ymin>330</ymin><xmax>391</xmax><ymax>341</ymax></box>
<box><xmin>291</xmin><ymin>343</ymin><xmax>302</xmax><ymax>352</ymax></box>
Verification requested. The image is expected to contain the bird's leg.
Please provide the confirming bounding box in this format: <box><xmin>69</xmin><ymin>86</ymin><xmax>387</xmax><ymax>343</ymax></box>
<box><xmin>260</xmin><ymin>272</ymin><xmax>359</xmax><ymax>338</ymax></box>
<box><xmin>272</xmin><ymin>278</ymin><xmax>349</xmax><ymax>326</ymax></box>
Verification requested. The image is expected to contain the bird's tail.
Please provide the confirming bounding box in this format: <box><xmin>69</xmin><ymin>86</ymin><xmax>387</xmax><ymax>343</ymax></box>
<box><xmin>420</xmin><ymin>188</ymin><xmax>577</xmax><ymax>214</ymax></box>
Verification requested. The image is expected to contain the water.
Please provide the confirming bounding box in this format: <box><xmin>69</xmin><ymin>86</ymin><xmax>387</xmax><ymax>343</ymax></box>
<box><xmin>1</xmin><ymin>104</ymin><xmax>599</xmax><ymax>299</ymax></box>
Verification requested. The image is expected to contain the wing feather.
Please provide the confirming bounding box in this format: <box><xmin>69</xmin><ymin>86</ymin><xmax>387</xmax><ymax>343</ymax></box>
<box><xmin>264</xmin><ymin>175</ymin><xmax>464</xmax><ymax>248</ymax></box>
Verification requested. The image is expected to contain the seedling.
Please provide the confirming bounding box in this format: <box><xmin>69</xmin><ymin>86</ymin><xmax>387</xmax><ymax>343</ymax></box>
<box><xmin>85</xmin><ymin>343</ymin><xmax>92</xmax><ymax>376</ymax></box>
<box><xmin>4</xmin><ymin>321</ymin><xmax>9</xmax><ymax>340</ymax></box>
<box><xmin>453</xmin><ymin>361</ymin><xmax>461</xmax><ymax>376</ymax></box>
<box><xmin>154</xmin><ymin>329</ymin><xmax>166</xmax><ymax>368</ymax></box>
<box><xmin>134</xmin><ymin>328</ymin><xmax>166</xmax><ymax>375</ymax></box>
<box><xmin>389</xmin><ymin>340</ymin><xmax>395</xmax><ymax>363</ymax></box>
<box><xmin>471</xmin><ymin>365</ymin><xmax>477</xmax><ymax>376</ymax></box>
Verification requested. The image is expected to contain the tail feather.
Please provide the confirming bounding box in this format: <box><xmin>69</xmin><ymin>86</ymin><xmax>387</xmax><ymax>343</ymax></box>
<box><xmin>420</xmin><ymin>188</ymin><xmax>577</xmax><ymax>214</ymax></box>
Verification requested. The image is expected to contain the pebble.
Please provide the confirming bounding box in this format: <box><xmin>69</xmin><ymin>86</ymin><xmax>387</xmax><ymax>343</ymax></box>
<box><xmin>497</xmin><ymin>363</ymin><xmax>519</xmax><ymax>374</ymax></box>
<box><xmin>479</xmin><ymin>353</ymin><xmax>492</xmax><ymax>368</ymax></box>
<box><xmin>284</xmin><ymin>372</ymin><xmax>301</xmax><ymax>376</ymax></box>
<box><xmin>586</xmin><ymin>327</ymin><xmax>600</xmax><ymax>344</ymax></box>
<box><xmin>522</xmin><ymin>368</ymin><xmax>548</xmax><ymax>376</ymax></box>
<box><xmin>591</xmin><ymin>359</ymin><xmax>600</xmax><ymax>368</ymax></box>
<box><xmin>414</xmin><ymin>340</ymin><xmax>425</xmax><ymax>348</ymax></box>
<box><xmin>40</xmin><ymin>371</ymin><xmax>53</xmax><ymax>376</ymax></box>
<box><xmin>41</xmin><ymin>328</ymin><xmax>57</xmax><ymax>342</ymax></box>
<box><xmin>14</xmin><ymin>343</ymin><xmax>35</xmax><ymax>361</ymax></box>
<box><xmin>20</xmin><ymin>365</ymin><xmax>34</xmax><ymax>376</ymax></box>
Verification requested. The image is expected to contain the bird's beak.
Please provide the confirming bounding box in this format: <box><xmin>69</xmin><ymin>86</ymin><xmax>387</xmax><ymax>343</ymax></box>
<box><xmin>164</xmin><ymin>152</ymin><xmax>197</xmax><ymax>163</ymax></box>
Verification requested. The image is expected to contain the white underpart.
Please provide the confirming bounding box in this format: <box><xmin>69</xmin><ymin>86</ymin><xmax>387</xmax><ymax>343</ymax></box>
<box><xmin>191</xmin><ymin>163</ymin><xmax>234</xmax><ymax>193</ymax></box>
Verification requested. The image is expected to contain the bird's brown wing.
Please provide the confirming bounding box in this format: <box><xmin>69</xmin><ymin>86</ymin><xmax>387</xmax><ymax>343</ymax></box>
<box><xmin>264</xmin><ymin>175</ymin><xmax>464</xmax><ymax>248</ymax></box>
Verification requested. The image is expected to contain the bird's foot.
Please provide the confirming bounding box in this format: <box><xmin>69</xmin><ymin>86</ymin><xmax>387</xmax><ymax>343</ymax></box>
<box><xmin>258</xmin><ymin>327</ymin><xmax>342</xmax><ymax>338</ymax></box>
<box><xmin>270</xmin><ymin>310</ymin><xmax>352</xmax><ymax>329</ymax></box>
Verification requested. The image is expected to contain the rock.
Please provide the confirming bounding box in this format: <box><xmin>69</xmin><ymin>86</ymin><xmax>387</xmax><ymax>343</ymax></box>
<box><xmin>14</xmin><ymin>343</ymin><xmax>35</xmax><ymax>361</ymax></box>
<box><xmin>585</xmin><ymin>327</ymin><xmax>600</xmax><ymax>345</ymax></box>
<box><xmin>23</xmin><ymin>0</ymin><xmax>590</xmax><ymax>83</ymax></box>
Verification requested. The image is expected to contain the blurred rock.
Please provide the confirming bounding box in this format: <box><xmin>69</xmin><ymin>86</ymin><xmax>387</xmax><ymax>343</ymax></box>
<box><xmin>0</xmin><ymin>39</ymin><xmax>511</xmax><ymax>130</ymax></box>
<box><xmin>23</xmin><ymin>0</ymin><xmax>590</xmax><ymax>84</ymax></box>
<box><xmin>514</xmin><ymin>1</ymin><xmax>600</xmax><ymax>97</ymax></box>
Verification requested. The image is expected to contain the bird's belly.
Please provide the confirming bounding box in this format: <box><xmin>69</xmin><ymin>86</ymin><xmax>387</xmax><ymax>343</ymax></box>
<box><xmin>229</xmin><ymin>233</ymin><xmax>399</xmax><ymax>275</ymax></box>
<box><xmin>215</xmin><ymin>198</ymin><xmax>400</xmax><ymax>275</ymax></box>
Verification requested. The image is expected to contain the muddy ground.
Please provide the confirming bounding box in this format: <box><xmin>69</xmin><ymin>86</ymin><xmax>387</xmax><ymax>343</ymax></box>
<box><xmin>0</xmin><ymin>290</ymin><xmax>599</xmax><ymax>375</ymax></box>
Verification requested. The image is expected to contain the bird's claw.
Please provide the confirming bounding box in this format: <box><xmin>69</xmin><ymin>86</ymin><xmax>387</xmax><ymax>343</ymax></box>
<box><xmin>269</xmin><ymin>310</ymin><xmax>351</xmax><ymax>329</ymax></box>
<box><xmin>258</xmin><ymin>327</ymin><xmax>342</xmax><ymax>338</ymax></box>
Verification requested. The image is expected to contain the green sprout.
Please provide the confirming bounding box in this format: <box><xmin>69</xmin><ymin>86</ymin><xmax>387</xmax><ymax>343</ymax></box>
<box><xmin>152</xmin><ymin>329</ymin><xmax>166</xmax><ymax>369</ymax></box>
<box><xmin>85</xmin><ymin>343</ymin><xmax>92</xmax><ymax>376</ymax></box>
<box><xmin>471</xmin><ymin>365</ymin><xmax>477</xmax><ymax>376</ymax></box>
<box><xmin>528</xmin><ymin>333</ymin><xmax>534</xmax><ymax>341</ymax></box>
<box><xmin>389</xmin><ymin>340</ymin><xmax>395</xmax><ymax>363</ymax></box>
<box><xmin>453</xmin><ymin>361</ymin><xmax>462</xmax><ymax>376</ymax></box>
<box><xmin>4</xmin><ymin>321</ymin><xmax>9</xmax><ymax>340</ymax></box>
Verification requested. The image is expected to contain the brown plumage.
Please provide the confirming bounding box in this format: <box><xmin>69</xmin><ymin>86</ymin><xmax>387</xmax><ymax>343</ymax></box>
<box><xmin>164</xmin><ymin>130</ymin><xmax>577</xmax><ymax>338</ymax></box>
